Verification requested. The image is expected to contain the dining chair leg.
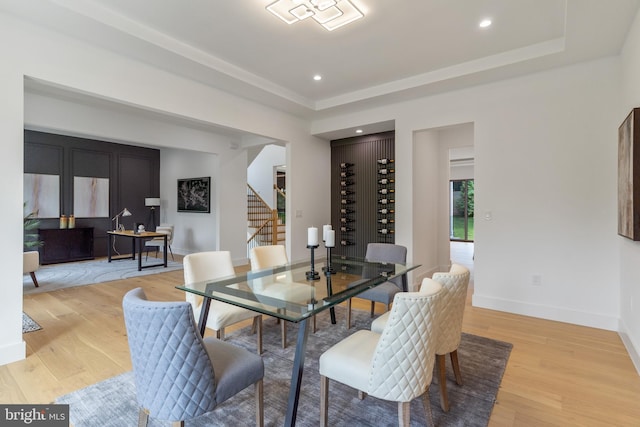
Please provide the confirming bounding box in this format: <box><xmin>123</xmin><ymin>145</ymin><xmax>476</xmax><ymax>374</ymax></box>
<box><xmin>281</xmin><ymin>320</ymin><xmax>287</xmax><ymax>348</ymax></box>
<box><xmin>137</xmin><ymin>408</ymin><xmax>149</xmax><ymax>427</ymax></box>
<box><xmin>357</xmin><ymin>390</ymin><xmax>366</xmax><ymax>400</ymax></box>
<box><xmin>171</xmin><ymin>421</ymin><xmax>184</xmax><ymax>427</ymax></box>
<box><xmin>398</xmin><ymin>401</ymin><xmax>410</xmax><ymax>427</ymax></box>
<box><xmin>255</xmin><ymin>316</ymin><xmax>263</xmax><ymax>355</ymax></box>
<box><xmin>320</xmin><ymin>375</ymin><xmax>329</xmax><ymax>427</ymax></box>
<box><xmin>346</xmin><ymin>299</ymin><xmax>352</xmax><ymax>329</ymax></box>
<box><xmin>451</xmin><ymin>349</ymin><xmax>463</xmax><ymax>385</ymax></box>
<box><xmin>370</xmin><ymin>301</ymin><xmax>375</xmax><ymax>317</ymax></box>
<box><xmin>421</xmin><ymin>389</ymin><xmax>434</xmax><ymax>427</ymax></box>
<box><xmin>437</xmin><ymin>353</ymin><xmax>450</xmax><ymax>412</ymax></box>
<box><xmin>255</xmin><ymin>379</ymin><xmax>264</xmax><ymax>427</ymax></box>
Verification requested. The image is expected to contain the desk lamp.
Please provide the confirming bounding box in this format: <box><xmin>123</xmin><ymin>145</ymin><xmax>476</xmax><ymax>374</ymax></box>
<box><xmin>112</xmin><ymin>208</ymin><xmax>132</xmax><ymax>231</ymax></box>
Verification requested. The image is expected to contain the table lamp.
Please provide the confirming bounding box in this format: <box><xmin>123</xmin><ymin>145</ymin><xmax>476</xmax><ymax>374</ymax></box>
<box><xmin>112</xmin><ymin>208</ymin><xmax>132</xmax><ymax>231</ymax></box>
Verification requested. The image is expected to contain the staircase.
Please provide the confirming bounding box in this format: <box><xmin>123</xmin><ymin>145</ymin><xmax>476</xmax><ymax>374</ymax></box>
<box><xmin>247</xmin><ymin>185</ymin><xmax>285</xmax><ymax>254</ymax></box>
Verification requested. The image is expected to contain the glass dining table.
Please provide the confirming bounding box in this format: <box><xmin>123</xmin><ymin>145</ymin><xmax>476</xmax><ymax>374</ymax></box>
<box><xmin>176</xmin><ymin>254</ymin><xmax>420</xmax><ymax>427</ymax></box>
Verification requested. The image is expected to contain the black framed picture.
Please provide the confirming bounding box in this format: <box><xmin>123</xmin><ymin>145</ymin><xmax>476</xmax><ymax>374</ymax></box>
<box><xmin>177</xmin><ymin>177</ymin><xmax>211</xmax><ymax>213</ymax></box>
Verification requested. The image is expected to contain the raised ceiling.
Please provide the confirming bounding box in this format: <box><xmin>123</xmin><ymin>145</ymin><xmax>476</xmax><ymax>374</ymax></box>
<box><xmin>4</xmin><ymin>0</ymin><xmax>640</xmax><ymax>131</ymax></box>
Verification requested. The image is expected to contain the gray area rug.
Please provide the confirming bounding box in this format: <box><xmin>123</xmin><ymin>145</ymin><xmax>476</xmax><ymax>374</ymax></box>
<box><xmin>56</xmin><ymin>307</ymin><xmax>512</xmax><ymax>426</ymax></box>
<box><xmin>22</xmin><ymin>312</ymin><xmax>42</xmax><ymax>333</ymax></box>
<box><xmin>23</xmin><ymin>257</ymin><xmax>183</xmax><ymax>295</ymax></box>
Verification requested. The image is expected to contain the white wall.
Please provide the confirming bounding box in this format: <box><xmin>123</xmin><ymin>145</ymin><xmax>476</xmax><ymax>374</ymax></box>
<box><xmin>0</xmin><ymin>11</ymin><xmax>330</xmax><ymax>366</ymax></box>
<box><xmin>619</xmin><ymin>7</ymin><xmax>640</xmax><ymax>373</ymax></box>
<box><xmin>313</xmin><ymin>57</ymin><xmax>622</xmax><ymax>334</ymax></box>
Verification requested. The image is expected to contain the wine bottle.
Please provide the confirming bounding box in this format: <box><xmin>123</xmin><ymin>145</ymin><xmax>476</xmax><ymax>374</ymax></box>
<box><xmin>340</xmin><ymin>189</ymin><xmax>355</xmax><ymax>196</ymax></box>
<box><xmin>341</xmin><ymin>240</ymin><xmax>355</xmax><ymax>246</ymax></box>
<box><xmin>341</xmin><ymin>199</ymin><xmax>355</xmax><ymax>205</ymax></box>
<box><xmin>340</xmin><ymin>180</ymin><xmax>355</xmax><ymax>186</ymax></box>
<box><xmin>340</xmin><ymin>171</ymin><xmax>355</xmax><ymax>178</ymax></box>
<box><xmin>340</xmin><ymin>217</ymin><xmax>355</xmax><ymax>223</ymax></box>
<box><xmin>378</xmin><ymin>168</ymin><xmax>395</xmax><ymax>175</ymax></box>
<box><xmin>340</xmin><ymin>226</ymin><xmax>355</xmax><ymax>232</ymax></box>
<box><xmin>378</xmin><ymin>208</ymin><xmax>395</xmax><ymax>214</ymax></box>
<box><xmin>378</xmin><ymin>229</ymin><xmax>395</xmax><ymax>234</ymax></box>
<box><xmin>378</xmin><ymin>178</ymin><xmax>394</xmax><ymax>185</ymax></box>
<box><xmin>377</xmin><ymin>158</ymin><xmax>394</xmax><ymax>165</ymax></box>
<box><xmin>378</xmin><ymin>188</ymin><xmax>395</xmax><ymax>195</ymax></box>
<box><xmin>340</xmin><ymin>162</ymin><xmax>354</xmax><ymax>168</ymax></box>
<box><xmin>378</xmin><ymin>198</ymin><xmax>395</xmax><ymax>204</ymax></box>
<box><xmin>340</xmin><ymin>208</ymin><xmax>355</xmax><ymax>214</ymax></box>
<box><xmin>378</xmin><ymin>218</ymin><xmax>395</xmax><ymax>224</ymax></box>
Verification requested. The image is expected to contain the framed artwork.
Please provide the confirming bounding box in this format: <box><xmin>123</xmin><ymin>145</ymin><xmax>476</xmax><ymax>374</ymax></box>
<box><xmin>618</xmin><ymin>108</ymin><xmax>640</xmax><ymax>240</ymax></box>
<box><xmin>24</xmin><ymin>173</ymin><xmax>60</xmax><ymax>218</ymax></box>
<box><xmin>73</xmin><ymin>176</ymin><xmax>109</xmax><ymax>218</ymax></box>
<box><xmin>177</xmin><ymin>177</ymin><xmax>211</xmax><ymax>213</ymax></box>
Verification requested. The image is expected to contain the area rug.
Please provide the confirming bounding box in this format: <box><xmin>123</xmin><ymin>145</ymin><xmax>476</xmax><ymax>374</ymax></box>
<box><xmin>23</xmin><ymin>257</ymin><xmax>183</xmax><ymax>295</ymax></box>
<box><xmin>56</xmin><ymin>307</ymin><xmax>512</xmax><ymax>427</ymax></box>
<box><xmin>22</xmin><ymin>312</ymin><xmax>42</xmax><ymax>333</ymax></box>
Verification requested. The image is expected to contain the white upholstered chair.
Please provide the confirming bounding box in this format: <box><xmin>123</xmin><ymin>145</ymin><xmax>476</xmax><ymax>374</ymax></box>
<box><xmin>249</xmin><ymin>245</ymin><xmax>290</xmax><ymax>348</ymax></box>
<box><xmin>345</xmin><ymin>243</ymin><xmax>407</xmax><ymax>329</ymax></box>
<box><xmin>430</xmin><ymin>263</ymin><xmax>470</xmax><ymax>411</ymax></box>
<box><xmin>371</xmin><ymin>264</ymin><xmax>470</xmax><ymax>412</ymax></box>
<box><xmin>319</xmin><ymin>282</ymin><xmax>443</xmax><ymax>427</ymax></box>
<box><xmin>23</xmin><ymin>251</ymin><xmax>40</xmax><ymax>288</ymax></box>
<box><xmin>145</xmin><ymin>224</ymin><xmax>174</xmax><ymax>261</ymax></box>
<box><xmin>183</xmin><ymin>251</ymin><xmax>263</xmax><ymax>354</ymax></box>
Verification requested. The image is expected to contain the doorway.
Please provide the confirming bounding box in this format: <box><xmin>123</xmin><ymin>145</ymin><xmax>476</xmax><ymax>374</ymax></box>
<box><xmin>450</xmin><ymin>179</ymin><xmax>474</xmax><ymax>242</ymax></box>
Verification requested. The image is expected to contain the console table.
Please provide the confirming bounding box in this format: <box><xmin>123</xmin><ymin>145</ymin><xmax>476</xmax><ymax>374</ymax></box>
<box><xmin>38</xmin><ymin>227</ymin><xmax>95</xmax><ymax>265</ymax></box>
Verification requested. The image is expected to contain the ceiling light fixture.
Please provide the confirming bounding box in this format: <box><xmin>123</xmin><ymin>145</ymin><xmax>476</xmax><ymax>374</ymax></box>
<box><xmin>355</xmin><ymin>129</ymin><xmax>363</xmax><ymax>133</ymax></box>
<box><xmin>313</xmin><ymin>74</ymin><xmax>322</xmax><ymax>81</ymax></box>
<box><xmin>479</xmin><ymin>18</ymin><xmax>492</xmax><ymax>28</ymax></box>
<box><xmin>266</xmin><ymin>0</ymin><xmax>364</xmax><ymax>31</ymax></box>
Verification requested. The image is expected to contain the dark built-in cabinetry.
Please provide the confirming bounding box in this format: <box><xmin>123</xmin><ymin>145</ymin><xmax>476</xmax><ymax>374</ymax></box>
<box><xmin>38</xmin><ymin>227</ymin><xmax>95</xmax><ymax>264</ymax></box>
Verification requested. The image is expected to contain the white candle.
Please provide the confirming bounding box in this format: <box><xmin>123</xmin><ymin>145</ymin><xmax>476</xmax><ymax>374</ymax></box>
<box><xmin>308</xmin><ymin>227</ymin><xmax>319</xmax><ymax>246</ymax></box>
<box><xmin>322</xmin><ymin>224</ymin><xmax>332</xmax><ymax>241</ymax></box>
<box><xmin>325</xmin><ymin>230</ymin><xmax>335</xmax><ymax>248</ymax></box>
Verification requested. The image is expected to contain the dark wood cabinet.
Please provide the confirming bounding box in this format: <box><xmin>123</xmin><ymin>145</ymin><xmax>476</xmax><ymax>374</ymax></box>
<box><xmin>38</xmin><ymin>227</ymin><xmax>95</xmax><ymax>264</ymax></box>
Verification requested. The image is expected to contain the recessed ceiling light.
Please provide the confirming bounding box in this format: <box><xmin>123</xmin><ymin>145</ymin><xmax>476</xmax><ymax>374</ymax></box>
<box><xmin>479</xmin><ymin>19</ymin><xmax>492</xmax><ymax>28</ymax></box>
<box><xmin>355</xmin><ymin>129</ymin><xmax>363</xmax><ymax>134</ymax></box>
<box><xmin>313</xmin><ymin>74</ymin><xmax>322</xmax><ymax>81</ymax></box>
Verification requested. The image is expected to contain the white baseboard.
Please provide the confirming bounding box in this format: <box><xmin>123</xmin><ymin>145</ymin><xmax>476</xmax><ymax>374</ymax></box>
<box><xmin>0</xmin><ymin>341</ymin><xmax>25</xmax><ymax>367</ymax></box>
<box><xmin>472</xmin><ymin>294</ymin><xmax>619</xmax><ymax>331</ymax></box>
<box><xmin>619</xmin><ymin>319</ymin><xmax>640</xmax><ymax>376</ymax></box>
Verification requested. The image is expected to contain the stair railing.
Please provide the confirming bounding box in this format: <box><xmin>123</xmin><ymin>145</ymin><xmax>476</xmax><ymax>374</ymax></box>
<box><xmin>247</xmin><ymin>184</ymin><xmax>279</xmax><ymax>249</ymax></box>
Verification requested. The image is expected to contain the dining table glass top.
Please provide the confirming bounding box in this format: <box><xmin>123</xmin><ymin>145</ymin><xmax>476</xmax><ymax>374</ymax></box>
<box><xmin>176</xmin><ymin>255</ymin><xmax>420</xmax><ymax>323</ymax></box>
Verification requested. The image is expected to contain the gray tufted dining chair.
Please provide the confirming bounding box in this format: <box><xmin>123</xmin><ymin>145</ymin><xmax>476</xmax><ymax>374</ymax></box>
<box><xmin>345</xmin><ymin>243</ymin><xmax>408</xmax><ymax>329</ymax></box>
<box><xmin>122</xmin><ymin>287</ymin><xmax>264</xmax><ymax>427</ymax></box>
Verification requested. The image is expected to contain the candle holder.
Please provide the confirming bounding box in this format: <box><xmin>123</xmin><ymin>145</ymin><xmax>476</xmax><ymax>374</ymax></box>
<box><xmin>306</xmin><ymin>244</ymin><xmax>320</xmax><ymax>280</ymax></box>
<box><xmin>324</xmin><ymin>259</ymin><xmax>337</xmax><ymax>324</ymax></box>
<box><xmin>323</xmin><ymin>246</ymin><xmax>336</xmax><ymax>274</ymax></box>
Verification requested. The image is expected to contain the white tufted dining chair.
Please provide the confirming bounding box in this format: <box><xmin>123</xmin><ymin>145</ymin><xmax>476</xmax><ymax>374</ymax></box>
<box><xmin>184</xmin><ymin>251</ymin><xmax>263</xmax><ymax>354</ymax></box>
<box><xmin>430</xmin><ymin>263</ymin><xmax>470</xmax><ymax>411</ymax></box>
<box><xmin>319</xmin><ymin>282</ymin><xmax>443</xmax><ymax>426</ymax></box>
<box><xmin>371</xmin><ymin>263</ymin><xmax>470</xmax><ymax>412</ymax></box>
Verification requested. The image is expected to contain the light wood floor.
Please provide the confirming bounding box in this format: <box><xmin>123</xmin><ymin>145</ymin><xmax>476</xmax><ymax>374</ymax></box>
<box><xmin>4</xmin><ymin>247</ymin><xmax>640</xmax><ymax>426</ymax></box>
